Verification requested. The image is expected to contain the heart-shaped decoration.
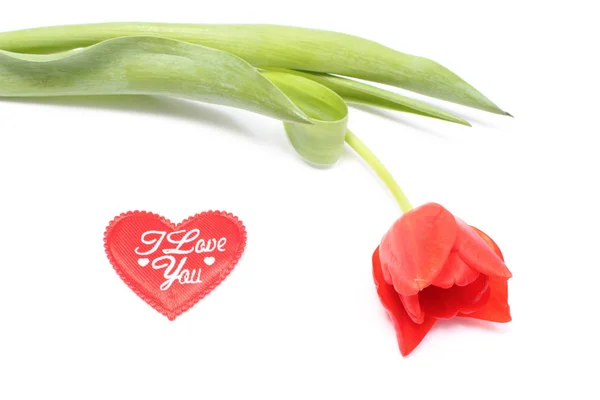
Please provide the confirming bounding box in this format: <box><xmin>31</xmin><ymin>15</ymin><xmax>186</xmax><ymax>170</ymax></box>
<box><xmin>105</xmin><ymin>210</ymin><xmax>246</xmax><ymax>320</ymax></box>
<box><xmin>204</xmin><ymin>257</ymin><xmax>216</xmax><ymax>266</ymax></box>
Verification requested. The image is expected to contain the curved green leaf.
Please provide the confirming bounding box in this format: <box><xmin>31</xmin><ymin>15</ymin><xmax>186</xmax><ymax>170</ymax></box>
<box><xmin>0</xmin><ymin>36</ymin><xmax>349</xmax><ymax>166</ymax></box>
<box><xmin>262</xmin><ymin>70</ymin><xmax>348</xmax><ymax>166</ymax></box>
<box><xmin>0</xmin><ymin>36</ymin><xmax>311</xmax><ymax>124</ymax></box>
<box><xmin>0</xmin><ymin>23</ymin><xmax>508</xmax><ymax>115</ymax></box>
<box><xmin>265</xmin><ymin>68</ymin><xmax>471</xmax><ymax>126</ymax></box>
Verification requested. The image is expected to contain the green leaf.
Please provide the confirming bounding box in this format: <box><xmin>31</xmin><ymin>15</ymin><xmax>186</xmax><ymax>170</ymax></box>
<box><xmin>261</xmin><ymin>70</ymin><xmax>348</xmax><ymax>166</ymax></box>
<box><xmin>0</xmin><ymin>23</ymin><xmax>508</xmax><ymax>115</ymax></box>
<box><xmin>265</xmin><ymin>69</ymin><xmax>471</xmax><ymax>126</ymax></box>
<box><xmin>0</xmin><ymin>36</ymin><xmax>311</xmax><ymax>124</ymax></box>
<box><xmin>0</xmin><ymin>36</ymin><xmax>350</xmax><ymax>166</ymax></box>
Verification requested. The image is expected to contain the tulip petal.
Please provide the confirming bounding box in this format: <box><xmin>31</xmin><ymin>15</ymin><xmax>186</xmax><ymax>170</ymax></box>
<box><xmin>419</xmin><ymin>274</ymin><xmax>490</xmax><ymax>319</ymax></box>
<box><xmin>453</xmin><ymin>276</ymin><xmax>491</xmax><ymax>315</ymax></box>
<box><xmin>431</xmin><ymin>251</ymin><xmax>480</xmax><ymax>288</ymax></box>
<box><xmin>373</xmin><ymin>247</ymin><xmax>436</xmax><ymax>356</ymax></box>
<box><xmin>399</xmin><ymin>294</ymin><xmax>425</xmax><ymax>324</ymax></box>
<box><xmin>471</xmin><ymin>225</ymin><xmax>504</xmax><ymax>261</ymax></box>
<box><xmin>380</xmin><ymin>203</ymin><xmax>457</xmax><ymax>296</ymax></box>
<box><xmin>455</xmin><ymin>218</ymin><xmax>512</xmax><ymax>279</ymax></box>
<box><xmin>459</xmin><ymin>278</ymin><xmax>511</xmax><ymax>322</ymax></box>
<box><xmin>458</xmin><ymin>226</ymin><xmax>511</xmax><ymax>322</ymax></box>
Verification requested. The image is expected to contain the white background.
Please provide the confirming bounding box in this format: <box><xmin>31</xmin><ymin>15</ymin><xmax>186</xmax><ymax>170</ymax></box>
<box><xmin>1</xmin><ymin>1</ymin><xmax>598</xmax><ymax>398</ymax></box>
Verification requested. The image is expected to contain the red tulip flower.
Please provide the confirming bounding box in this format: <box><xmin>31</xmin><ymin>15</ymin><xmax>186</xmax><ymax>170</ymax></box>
<box><xmin>344</xmin><ymin>132</ymin><xmax>513</xmax><ymax>356</ymax></box>
<box><xmin>372</xmin><ymin>202</ymin><xmax>512</xmax><ymax>356</ymax></box>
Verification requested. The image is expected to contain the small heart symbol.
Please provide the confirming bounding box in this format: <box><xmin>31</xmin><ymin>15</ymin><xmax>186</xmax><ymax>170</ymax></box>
<box><xmin>204</xmin><ymin>257</ymin><xmax>215</xmax><ymax>266</ymax></box>
<box><xmin>138</xmin><ymin>258</ymin><xmax>150</xmax><ymax>267</ymax></box>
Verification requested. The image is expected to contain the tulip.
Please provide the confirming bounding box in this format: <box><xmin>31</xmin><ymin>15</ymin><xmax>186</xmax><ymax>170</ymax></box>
<box><xmin>0</xmin><ymin>24</ymin><xmax>512</xmax><ymax>355</ymax></box>
<box><xmin>345</xmin><ymin>134</ymin><xmax>512</xmax><ymax>356</ymax></box>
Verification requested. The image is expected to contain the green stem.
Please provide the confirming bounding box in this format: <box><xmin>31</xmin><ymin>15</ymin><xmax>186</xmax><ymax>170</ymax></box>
<box><xmin>345</xmin><ymin>130</ymin><xmax>413</xmax><ymax>213</ymax></box>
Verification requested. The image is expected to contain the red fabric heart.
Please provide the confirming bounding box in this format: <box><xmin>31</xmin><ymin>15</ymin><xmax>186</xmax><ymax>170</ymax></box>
<box><xmin>104</xmin><ymin>211</ymin><xmax>246</xmax><ymax>320</ymax></box>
